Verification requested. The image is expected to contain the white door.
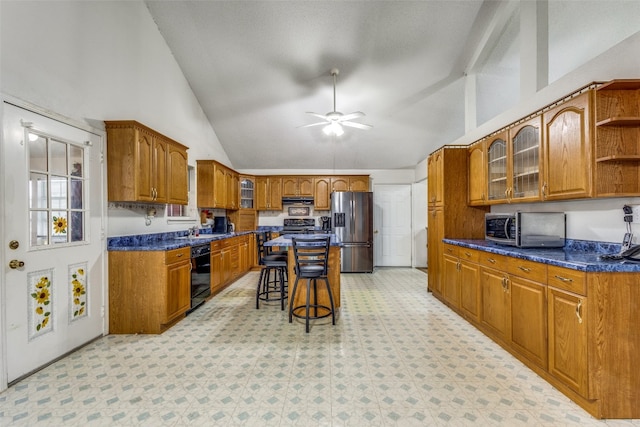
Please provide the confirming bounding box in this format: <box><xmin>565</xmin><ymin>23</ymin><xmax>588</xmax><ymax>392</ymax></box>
<box><xmin>2</xmin><ymin>102</ymin><xmax>105</xmax><ymax>384</ymax></box>
<box><xmin>373</xmin><ymin>184</ymin><xmax>412</xmax><ymax>266</ymax></box>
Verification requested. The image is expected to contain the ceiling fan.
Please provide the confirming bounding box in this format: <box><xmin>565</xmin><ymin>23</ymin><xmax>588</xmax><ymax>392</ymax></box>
<box><xmin>299</xmin><ymin>68</ymin><xmax>372</xmax><ymax>136</ymax></box>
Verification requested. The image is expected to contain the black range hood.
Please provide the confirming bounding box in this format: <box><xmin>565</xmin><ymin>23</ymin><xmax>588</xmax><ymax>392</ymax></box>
<box><xmin>282</xmin><ymin>196</ymin><xmax>314</xmax><ymax>205</ymax></box>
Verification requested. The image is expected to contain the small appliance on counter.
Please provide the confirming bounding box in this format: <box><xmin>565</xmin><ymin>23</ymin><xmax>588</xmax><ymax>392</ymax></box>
<box><xmin>320</xmin><ymin>216</ymin><xmax>331</xmax><ymax>231</ymax></box>
<box><xmin>485</xmin><ymin>212</ymin><xmax>565</xmax><ymax>247</ymax></box>
<box><xmin>213</xmin><ymin>216</ymin><xmax>228</xmax><ymax>233</ymax></box>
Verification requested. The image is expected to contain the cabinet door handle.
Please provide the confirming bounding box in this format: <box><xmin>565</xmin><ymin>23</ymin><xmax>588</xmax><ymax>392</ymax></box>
<box><xmin>576</xmin><ymin>299</ymin><xmax>583</xmax><ymax>324</ymax></box>
<box><xmin>542</xmin><ymin>182</ymin><xmax>548</xmax><ymax>198</ymax></box>
<box><xmin>518</xmin><ymin>266</ymin><xmax>531</xmax><ymax>272</ymax></box>
<box><xmin>554</xmin><ymin>275</ymin><xmax>573</xmax><ymax>283</ymax></box>
<box><xmin>487</xmin><ymin>258</ymin><xmax>496</xmax><ymax>264</ymax></box>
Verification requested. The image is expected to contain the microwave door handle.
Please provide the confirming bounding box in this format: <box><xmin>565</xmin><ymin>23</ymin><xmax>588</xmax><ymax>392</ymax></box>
<box><xmin>504</xmin><ymin>217</ymin><xmax>512</xmax><ymax>240</ymax></box>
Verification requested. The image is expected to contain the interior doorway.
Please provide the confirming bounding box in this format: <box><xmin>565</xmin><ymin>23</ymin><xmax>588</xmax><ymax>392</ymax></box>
<box><xmin>373</xmin><ymin>184</ymin><xmax>412</xmax><ymax>266</ymax></box>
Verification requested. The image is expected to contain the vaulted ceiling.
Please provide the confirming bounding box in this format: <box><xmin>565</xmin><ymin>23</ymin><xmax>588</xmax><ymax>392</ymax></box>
<box><xmin>145</xmin><ymin>1</ymin><xmax>510</xmax><ymax>171</ymax></box>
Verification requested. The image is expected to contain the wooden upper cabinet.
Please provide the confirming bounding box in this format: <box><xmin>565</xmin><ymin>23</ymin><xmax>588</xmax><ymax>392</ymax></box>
<box><xmin>314</xmin><ymin>177</ymin><xmax>332</xmax><ymax>210</ymax></box>
<box><xmin>427</xmin><ymin>149</ymin><xmax>443</xmax><ymax>206</ymax></box>
<box><xmin>105</xmin><ymin>121</ymin><xmax>188</xmax><ymax>204</ymax></box>
<box><xmin>166</xmin><ymin>142</ymin><xmax>188</xmax><ymax>204</ymax></box>
<box><xmin>239</xmin><ymin>175</ymin><xmax>255</xmax><ymax>210</ymax></box>
<box><xmin>468</xmin><ymin>140</ymin><xmax>486</xmax><ymax>206</ymax></box>
<box><xmin>282</xmin><ymin>176</ymin><xmax>314</xmax><ymax>196</ymax></box>
<box><xmin>213</xmin><ymin>163</ymin><xmax>227</xmax><ymax>208</ymax></box>
<box><xmin>593</xmin><ymin>80</ymin><xmax>640</xmax><ymax>196</ymax></box>
<box><xmin>196</xmin><ymin>160</ymin><xmax>239</xmax><ymax>209</ymax></box>
<box><xmin>256</xmin><ymin>176</ymin><xmax>282</xmax><ymax>210</ymax></box>
<box><xmin>542</xmin><ymin>91</ymin><xmax>593</xmax><ymax>200</ymax></box>
<box><xmin>331</xmin><ymin>177</ymin><xmax>349</xmax><ymax>192</ymax></box>
<box><xmin>509</xmin><ymin>116</ymin><xmax>542</xmax><ymax>203</ymax></box>
<box><xmin>330</xmin><ymin>176</ymin><xmax>369</xmax><ymax>193</ymax></box>
<box><xmin>227</xmin><ymin>169</ymin><xmax>239</xmax><ymax>210</ymax></box>
<box><xmin>349</xmin><ymin>176</ymin><xmax>370</xmax><ymax>191</ymax></box>
<box><xmin>486</xmin><ymin>131</ymin><xmax>509</xmax><ymax>203</ymax></box>
<box><xmin>196</xmin><ymin>160</ymin><xmax>214</xmax><ymax>208</ymax></box>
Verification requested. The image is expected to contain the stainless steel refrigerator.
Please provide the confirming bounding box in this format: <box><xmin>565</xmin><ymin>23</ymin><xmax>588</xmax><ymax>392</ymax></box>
<box><xmin>331</xmin><ymin>191</ymin><xmax>373</xmax><ymax>273</ymax></box>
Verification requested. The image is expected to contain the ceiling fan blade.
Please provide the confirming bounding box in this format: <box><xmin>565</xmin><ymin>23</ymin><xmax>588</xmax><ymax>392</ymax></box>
<box><xmin>297</xmin><ymin>121</ymin><xmax>329</xmax><ymax>129</ymax></box>
<box><xmin>305</xmin><ymin>112</ymin><xmax>330</xmax><ymax>121</ymax></box>
<box><xmin>339</xmin><ymin>112</ymin><xmax>365</xmax><ymax>121</ymax></box>
<box><xmin>342</xmin><ymin>121</ymin><xmax>372</xmax><ymax>130</ymax></box>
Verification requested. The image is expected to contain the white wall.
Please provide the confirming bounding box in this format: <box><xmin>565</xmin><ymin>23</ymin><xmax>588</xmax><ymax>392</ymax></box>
<box><xmin>0</xmin><ymin>1</ymin><xmax>231</xmax><ymax>237</ymax></box>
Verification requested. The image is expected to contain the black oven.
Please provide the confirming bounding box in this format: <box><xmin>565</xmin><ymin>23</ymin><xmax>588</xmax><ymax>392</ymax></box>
<box><xmin>187</xmin><ymin>243</ymin><xmax>211</xmax><ymax>314</ymax></box>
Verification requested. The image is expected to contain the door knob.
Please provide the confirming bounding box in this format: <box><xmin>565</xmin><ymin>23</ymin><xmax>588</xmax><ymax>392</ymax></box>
<box><xmin>9</xmin><ymin>259</ymin><xmax>25</xmax><ymax>269</ymax></box>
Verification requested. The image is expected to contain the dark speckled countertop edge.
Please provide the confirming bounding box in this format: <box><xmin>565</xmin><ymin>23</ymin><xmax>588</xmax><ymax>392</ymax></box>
<box><xmin>442</xmin><ymin>238</ymin><xmax>640</xmax><ymax>273</ymax></box>
<box><xmin>107</xmin><ymin>231</ymin><xmax>255</xmax><ymax>251</ymax></box>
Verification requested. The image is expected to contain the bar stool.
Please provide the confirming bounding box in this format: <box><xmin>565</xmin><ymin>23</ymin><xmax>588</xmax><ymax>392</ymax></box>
<box><xmin>289</xmin><ymin>236</ymin><xmax>335</xmax><ymax>333</ymax></box>
<box><xmin>255</xmin><ymin>232</ymin><xmax>288</xmax><ymax>310</ymax></box>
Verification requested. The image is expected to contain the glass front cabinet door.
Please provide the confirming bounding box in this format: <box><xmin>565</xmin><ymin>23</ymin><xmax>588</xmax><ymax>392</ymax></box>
<box><xmin>487</xmin><ymin>131</ymin><xmax>508</xmax><ymax>203</ymax></box>
<box><xmin>240</xmin><ymin>176</ymin><xmax>255</xmax><ymax>209</ymax></box>
<box><xmin>486</xmin><ymin>117</ymin><xmax>542</xmax><ymax>204</ymax></box>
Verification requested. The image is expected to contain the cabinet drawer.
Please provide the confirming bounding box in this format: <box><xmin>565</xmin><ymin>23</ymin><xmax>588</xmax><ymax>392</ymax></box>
<box><xmin>478</xmin><ymin>252</ymin><xmax>508</xmax><ymax>270</ymax></box>
<box><xmin>165</xmin><ymin>247</ymin><xmax>190</xmax><ymax>264</ymax></box>
<box><xmin>507</xmin><ymin>258</ymin><xmax>547</xmax><ymax>283</ymax></box>
<box><xmin>443</xmin><ymin>244</ymin><xmax>459</xmax><ymax>258</ymax></box>
<box><xmin>210</xmin><ymin>240</ymin><xmax>222</xmax><ymax>251</ymax></box>
<box><xmin>458</xmin><ymin>248</ymin><xmax>479</xmax><ymax>263</ymax></box>
<box><xmin>548</xmin><ymin>266</ymin><xmax>586</xmax><ymax>295</ymax></box>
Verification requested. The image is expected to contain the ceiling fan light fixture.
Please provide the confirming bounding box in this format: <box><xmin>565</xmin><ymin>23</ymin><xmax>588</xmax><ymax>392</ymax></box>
<box><xmin>300</xmin><ymin>68</ymin><xmax>371</xmax><ymax>134</ymax></box>
<box><xmin>323</xmin><ymin>122</ymin><xmax>344</xmax><ymax>136</ymax></box>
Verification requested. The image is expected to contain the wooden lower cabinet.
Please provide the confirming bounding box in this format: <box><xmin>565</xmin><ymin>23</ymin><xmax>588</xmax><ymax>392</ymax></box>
<box><xmin>547</xmin><ymin>286</ymin><xmax>588</xmax><ymax>396</ymax></box>
<box><xmin>458</xmin><ymin>259</ymin><xmax>480</xmax><ymax>322</ymax></box>
<box><xmin>210</xmin><ymin>241</ymin><xmax>223</xmax><ymax>293</ymax></box>
<box><xmin>433</xmin><ymin>245</ymin><xmax>640</xmax><ymax>418</ymax></box>
<box><xmin>442</xmin><ymin>253</ymin><xmax>461</xmax><ymax>307</ymax></box>
<box><xmin>479</xmin><ymin>265</ymin><xmax>511</xmax><ymax>342</ymax></box>
<box><xmin>109</xmin><ymin>247</ymin><xmax>191</xmax><ymax>334</ymax></box>
<box><xmin>509</xmin><ymin>275</ymin><xmax>547</xmax><ymax>370</ymax></box>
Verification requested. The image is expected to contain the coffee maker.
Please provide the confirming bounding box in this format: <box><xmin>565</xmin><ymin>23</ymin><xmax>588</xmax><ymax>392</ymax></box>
<box><xmin>320</xmin><ymin>216</ymin><xmax>331</xmax><ymax>231</ymax></box>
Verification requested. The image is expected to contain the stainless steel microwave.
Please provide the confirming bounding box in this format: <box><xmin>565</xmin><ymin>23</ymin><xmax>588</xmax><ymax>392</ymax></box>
<box><xmin>485</xmin><ymin>212</ymin><xmax>565</xmax><ymax>247</ymax></box>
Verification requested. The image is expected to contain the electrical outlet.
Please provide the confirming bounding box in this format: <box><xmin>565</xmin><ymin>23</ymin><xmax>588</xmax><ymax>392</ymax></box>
<box><xmin>631</xmin><ymin>205</ymin><xmax>640</xmax><ymax>224</ymax></box>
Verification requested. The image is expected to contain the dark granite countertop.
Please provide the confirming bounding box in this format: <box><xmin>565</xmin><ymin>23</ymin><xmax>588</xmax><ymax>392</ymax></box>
<box><xmin>107</xmin><ymin>230</ymin><xmax>254</xmax><ymax>251</ymax></box>
<box><xmin>442</xmin><ymin>238</ymin><xmax>640</xmax><ymax>273</ymax></box>
<box><xmin>264</xmin><ymin>233</ymin><xmax>342</xmax><ymax>248</ymax></box>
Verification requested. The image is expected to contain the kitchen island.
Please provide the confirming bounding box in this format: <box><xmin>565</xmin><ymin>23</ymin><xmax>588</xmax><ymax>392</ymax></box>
<box><xmin>264</xmin><ymin>234</ymin><xmax>342</xmax><ymax>311</ymax></box>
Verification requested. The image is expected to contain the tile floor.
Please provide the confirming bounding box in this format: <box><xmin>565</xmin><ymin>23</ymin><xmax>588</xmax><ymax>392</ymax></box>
<box><xmin>1</xmin><ymin>267</ymin><xmax>639</xmax><ymax>426</ymax></box>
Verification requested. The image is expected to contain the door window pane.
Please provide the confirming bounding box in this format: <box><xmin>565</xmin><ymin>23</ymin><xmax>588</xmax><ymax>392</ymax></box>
<box><xmin>28</xmin><ymin>133</ymin><xmax>86</xmax><ymax>247</ymax></box>
<box><xmin>52</xmin><ymin>211</ymin><xmax>68</xmax><ymax>244</ymax></box>
<box><xmin>29</xmin><ymin>136</ymin><xmax>47</xmax><ymax>172</ymax></box>
<box><xmin>50</xmin><ymin>176</ymin><xmax>68</xmax><ymax>209</ymax></box>
<box><xmin>29</xmin><ymin>173</ymin><xmax>48</xmax><ymax>209</ymax></box>
<box><xmin>70</xmin><ymin>146</ymin><xmax>83</xmax><ymax>177</ymax></box>
<box><xmin>30</xmin><ymin>211</ymin><xmax>49</xmax><ymax>246</ymax></box>
<box><xmin>50</xmin><ymin>139</ymin><xmax>67</xmax><ymax>175</ymax></box>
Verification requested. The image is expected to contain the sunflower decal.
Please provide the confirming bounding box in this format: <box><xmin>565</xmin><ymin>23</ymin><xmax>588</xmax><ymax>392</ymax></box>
<box><xmin>70</xmin><ymin>266</ymin><xmax>87</xmax><ymax>320</ymax></box>
<box><xmin>30</xmin><ymin>275</ymin><xmax>51</xmax><ymax>332</ymax></box>
<box><xmin>53</xmin><ymin>216</ymin><xmax>67</xmax><ymax>234</ymax></box>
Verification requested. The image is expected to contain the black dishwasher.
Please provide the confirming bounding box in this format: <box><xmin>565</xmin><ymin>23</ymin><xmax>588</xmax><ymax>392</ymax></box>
<box><xmin>187</xmin><ymin>243</ymin><xmax>211</xmax><ymax>314</ymax></box>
